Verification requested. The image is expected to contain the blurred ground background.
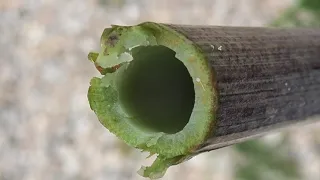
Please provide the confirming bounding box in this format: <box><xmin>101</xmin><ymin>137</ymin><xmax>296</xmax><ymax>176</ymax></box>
<box><xmin>0</xmin><ymin>0</ymin><xmax>319</xmax><ymax>180</ymax></box>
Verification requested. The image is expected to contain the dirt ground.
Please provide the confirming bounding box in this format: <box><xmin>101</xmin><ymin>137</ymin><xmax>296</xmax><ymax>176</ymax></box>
<box><xmin>1</xmin><ymin>0</ymin><xmax>319</xmax><ymax>180</ymax></box>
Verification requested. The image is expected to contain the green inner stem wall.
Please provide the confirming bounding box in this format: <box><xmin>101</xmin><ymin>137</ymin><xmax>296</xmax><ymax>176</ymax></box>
<box><xmin>118</xmin><ymin>45</ymin><xmax>195</xmax><ymax>134</ymax></box>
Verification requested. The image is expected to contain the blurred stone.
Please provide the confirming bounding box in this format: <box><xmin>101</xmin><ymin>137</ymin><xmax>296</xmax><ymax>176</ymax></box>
<box><xmin>0</xmin><ymin>1</ymin><xmax>319</xmax><ymax>180</ymax></box>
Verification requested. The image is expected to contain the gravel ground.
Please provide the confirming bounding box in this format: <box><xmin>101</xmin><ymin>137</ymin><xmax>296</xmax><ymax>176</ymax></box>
<box><xmin>0</xmin><ymin>0</ymin><xmax>319</xmax><ymax>180</ymax></box>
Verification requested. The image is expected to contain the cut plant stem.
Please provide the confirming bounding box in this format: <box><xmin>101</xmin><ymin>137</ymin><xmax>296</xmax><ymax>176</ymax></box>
<box><xmin>87</xmin><ymin>22</ymin><xmax>320</xmax><ymax>179</ymax></box>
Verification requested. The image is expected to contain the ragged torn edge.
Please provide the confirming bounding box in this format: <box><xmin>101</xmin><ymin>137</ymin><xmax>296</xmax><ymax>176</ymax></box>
<box><xmin>87</xmin><ymin>24</ymin><xmax>189</xmax><ymax>179</ymax></box>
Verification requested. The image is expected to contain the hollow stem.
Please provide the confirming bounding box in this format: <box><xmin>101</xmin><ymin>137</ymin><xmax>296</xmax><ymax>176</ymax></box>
<box><xmin>87</xmin><ymin>22</ymin><xmax>216</xmax><ymax>179</ymax></box>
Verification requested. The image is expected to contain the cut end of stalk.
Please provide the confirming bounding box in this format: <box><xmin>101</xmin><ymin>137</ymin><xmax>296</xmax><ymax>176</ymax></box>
<box><xmin>87</xmin><ymin>22</ymin><xmax>217</xmax><ymax>179</ymax></box>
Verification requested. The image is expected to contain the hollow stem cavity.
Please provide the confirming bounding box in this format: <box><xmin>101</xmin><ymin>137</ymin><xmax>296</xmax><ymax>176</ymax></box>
<box><xmin>118</xmin><ymin>45</ymin><xmax>195</xmax><ymax>134</ymax></box>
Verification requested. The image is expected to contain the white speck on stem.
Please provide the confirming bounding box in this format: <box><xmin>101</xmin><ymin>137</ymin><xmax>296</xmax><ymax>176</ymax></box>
<box><xmin>285</xmin><ymin>82</ymin><xmax>288</xmax><ymax>86</ymax></box>
<box><xmin>210</xmin><ymin>45</ymin><xmax>222</xmax><ymax>51</ymax></box>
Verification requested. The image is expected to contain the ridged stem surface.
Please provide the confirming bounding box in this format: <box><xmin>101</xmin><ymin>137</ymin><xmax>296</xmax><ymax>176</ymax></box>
<box><xmin>166</xmin><ymin>25</ymin><xmax>320</xmax><ymax>152</ymax></box>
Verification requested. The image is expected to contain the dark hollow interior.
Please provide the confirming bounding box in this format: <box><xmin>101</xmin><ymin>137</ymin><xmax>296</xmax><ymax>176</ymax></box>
<box><xmin>118</xmin><ymin>45</ymin><xmax>195</xmax><ymax>134</ymax></box>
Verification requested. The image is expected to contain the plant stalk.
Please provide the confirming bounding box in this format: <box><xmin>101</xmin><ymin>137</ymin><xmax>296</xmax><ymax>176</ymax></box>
<box><xmin>87</xmin><ymin>22</ymin><xmax>320</xmax><ymax>179</ymax></box>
